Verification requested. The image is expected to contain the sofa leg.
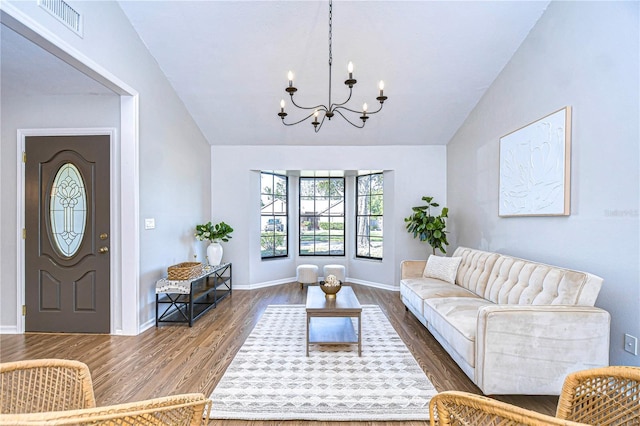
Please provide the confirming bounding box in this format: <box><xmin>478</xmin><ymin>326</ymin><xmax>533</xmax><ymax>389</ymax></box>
<box><xmin>405</xmin><ymin>306</ymin><xmax>408</xmax><ymax>311</ymax></box>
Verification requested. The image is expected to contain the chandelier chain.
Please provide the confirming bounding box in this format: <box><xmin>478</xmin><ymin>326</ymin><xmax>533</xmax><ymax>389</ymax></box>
<box><xmin>328</xmin><ymin>0</ymin><xmax>333</xmax><ymax>66</ymax></box>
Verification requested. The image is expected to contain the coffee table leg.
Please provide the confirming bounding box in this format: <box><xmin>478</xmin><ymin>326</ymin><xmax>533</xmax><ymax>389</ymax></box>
<box><xmin>306</xmin><ymin>314</ymin><xmax>310</xmax><ymax>356</ymax></box>
<box><xmin>358</xmin><ymin>313</ymin><xmax>362</xmax><ymax>356</ymax></box>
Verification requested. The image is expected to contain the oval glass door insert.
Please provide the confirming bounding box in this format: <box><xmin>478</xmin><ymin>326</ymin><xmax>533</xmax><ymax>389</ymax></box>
<box><xmin>50</xmin><ymin>163</ymin><xmax>87</xmax><ymax>257</ymax></box>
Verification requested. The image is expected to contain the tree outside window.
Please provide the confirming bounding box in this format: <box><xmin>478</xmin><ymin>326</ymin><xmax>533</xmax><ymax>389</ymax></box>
<box><xmin>356</xmin><ymin>173</ymin><xmax>383</xmax><ymax>259</ymax></box>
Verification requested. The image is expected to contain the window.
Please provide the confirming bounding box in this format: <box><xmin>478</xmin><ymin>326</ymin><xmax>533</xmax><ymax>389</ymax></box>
<box><xmin>261</xmin><ymin>172</ymin><xmax>288</xmax><ymax>258</ymax></box>
<box><xmin>356</xmin><ymin>172</ymin><xmax>383</xmax><ymax>259</ymax></box>
<box><xmin>299</xmin><ymin>177</ymin><xmax>345</xmax><ymax>256</ymax></box>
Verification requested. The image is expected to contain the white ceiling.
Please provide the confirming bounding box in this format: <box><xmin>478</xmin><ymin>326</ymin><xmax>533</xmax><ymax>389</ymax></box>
<box><xmin>1</xmin><ymin>1</ymin><xmax>550</xmax><ymax>147</ymax></box>
<box><xmin>118</xmin><ymin>0</ymin><xmax>549</xmax><ymax>146</ymax></box>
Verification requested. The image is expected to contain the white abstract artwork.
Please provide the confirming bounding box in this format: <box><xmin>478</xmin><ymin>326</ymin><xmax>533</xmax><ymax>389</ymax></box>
<box><xmin>499</xmin><ymin>107</ymin><xmax>571</xmax><ymax>216</ymax></box>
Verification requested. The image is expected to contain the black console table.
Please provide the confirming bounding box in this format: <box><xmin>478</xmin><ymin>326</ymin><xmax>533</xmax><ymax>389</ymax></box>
<box><xmin>155</xmin><ymin>262</ymin><xmax>232</xmax><ymax>327</ymax></box>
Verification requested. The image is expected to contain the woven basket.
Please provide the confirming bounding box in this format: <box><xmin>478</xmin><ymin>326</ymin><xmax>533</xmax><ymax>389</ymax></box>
<box><xmin>167</xmin><ymin>262</ymin><xmax>202</xmax><ymax>280</ymax></box>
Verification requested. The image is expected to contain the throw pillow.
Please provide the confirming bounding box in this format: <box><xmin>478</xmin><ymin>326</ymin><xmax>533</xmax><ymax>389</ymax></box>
<box><xmin>423</xmin><ymin>255</ymin><xmax>462</xmax><ymax>284</ymax></box>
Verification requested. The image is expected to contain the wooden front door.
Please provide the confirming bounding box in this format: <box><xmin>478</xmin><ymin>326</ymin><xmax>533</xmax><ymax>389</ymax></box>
<box><xmin>25</xmin><ymin>135</ymin><xmax>110</xmax><ymax>333</ymax></box>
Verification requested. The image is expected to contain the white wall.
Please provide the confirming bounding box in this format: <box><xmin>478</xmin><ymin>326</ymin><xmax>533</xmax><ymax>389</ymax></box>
<box><xmin>1</xmin><ymin>1</ymin><xmax>211</xmax><ymax>331</ymax></box>
<box><xmin>211</xmin><ymin>145</ymin><xmax>447</xmax><ymax>289</ymax></box>
<box><xmin>447</xmin><ymin>1</ymin><xmax>639</xmax><ymax>365</ymax></box>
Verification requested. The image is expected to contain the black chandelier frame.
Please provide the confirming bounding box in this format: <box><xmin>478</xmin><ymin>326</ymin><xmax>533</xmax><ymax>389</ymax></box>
<box><xmin>278</xmin><ymin>0</ymin><xmax>387</xmax><ymax>132</ymax></box>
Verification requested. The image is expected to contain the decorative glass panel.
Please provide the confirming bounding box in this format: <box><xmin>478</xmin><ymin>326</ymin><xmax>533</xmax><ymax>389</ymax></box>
<box><xmin>50</xmin><ymin>163</ymin><xmax>87</xmax><ymax>257</ymax></box>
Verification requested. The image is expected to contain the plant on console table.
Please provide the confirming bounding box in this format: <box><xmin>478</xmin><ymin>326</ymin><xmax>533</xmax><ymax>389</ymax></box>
<box><xmin>195</xmin><ymin>221</ymin><xmax>233</xmax><ymax>266</ymax></box>
<box><xmin>404</xmin><ymin>196</ymin><xmax>449</xmax><ymax>255</ymax></box>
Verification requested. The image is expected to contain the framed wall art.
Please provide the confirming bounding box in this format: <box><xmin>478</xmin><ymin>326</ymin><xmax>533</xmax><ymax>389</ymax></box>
<box><xmin>499</xmin><ymin>106</ymin><xmax>572</xmax><ymax>217</ymax></box>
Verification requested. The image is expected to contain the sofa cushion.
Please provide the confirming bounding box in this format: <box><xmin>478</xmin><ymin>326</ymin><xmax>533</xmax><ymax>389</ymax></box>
<box><xmin>401</xmin><ymin>278</ymin><xmax>479</xmax><ymax>306</ymax></box>
<box><xmin>453</xmin><ymin>247</ymin><xmax>500</xmax><ymax>297</ymax></box>
<box><xmin>423</xmin><ymin>255</ymin><xmax>462</xmax><ymax>284</ymax></box>
<box><xmin>400</xmin><ymin>278</ymin><xmax>469</xmax><ymax>317</ymax></box>
<box><xmin>424</xmin><ymin>297</ymin><xmax>494</xmax><ymax>367</ymax></box>
<box><xmin>485</xmin><ymin>256</ymin><xmax>590</xmax><ymax>305</ymax></box>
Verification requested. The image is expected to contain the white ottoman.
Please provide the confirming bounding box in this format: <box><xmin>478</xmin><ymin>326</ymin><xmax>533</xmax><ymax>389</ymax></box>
<box><xmin>323</xmin><ymin>264</ymin><xmax>346</xmax><ymax>282</ymax></box>
<box><xmin>296</xmin><ymin>264</ymin><xmax>318</xmax><ymax>289</ymax></box>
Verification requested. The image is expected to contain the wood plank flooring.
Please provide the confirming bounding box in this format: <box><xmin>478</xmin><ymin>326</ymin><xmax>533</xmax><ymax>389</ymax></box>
<box><xmin>0</xmin><ymin>283</ymin><xmax>558</xmax><ymax>425</ymax></box>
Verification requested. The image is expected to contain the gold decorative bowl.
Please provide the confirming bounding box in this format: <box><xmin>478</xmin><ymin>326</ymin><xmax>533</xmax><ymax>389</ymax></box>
<box><xmin>319</xmin><ymin>281</ymin><xmax>342</xmax><ymax>298</ymax></box>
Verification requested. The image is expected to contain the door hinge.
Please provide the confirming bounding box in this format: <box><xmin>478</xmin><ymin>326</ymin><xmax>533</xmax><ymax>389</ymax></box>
<box><xmin>22</xmin><ymin>228</ymin><xmax>26</xmax><ymax>239</ymax></box>
<box><xmin>22</xmin><ymin>152</ymin><xmax>26</xmax><ymax>163</ymax></box>
<box><xmin>22</xmin><ymin>305</ymin><xmax>26</xmax><ymax>316</ymax></box>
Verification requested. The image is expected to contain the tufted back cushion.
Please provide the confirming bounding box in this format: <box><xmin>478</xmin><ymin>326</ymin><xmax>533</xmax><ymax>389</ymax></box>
<box><xmin>485</xmin><ymin>256</ymin><xmax>594</xmax><ymax>305</ymax></box>
<box><xmin>452</xmin><ymin>247</ymin><xmax>603</xmax><ymax>306</ymax></box>
<box><xmin>453</xmin><ymin>247</ymin><xmax>500</xmax><ymax>296</ymax></box>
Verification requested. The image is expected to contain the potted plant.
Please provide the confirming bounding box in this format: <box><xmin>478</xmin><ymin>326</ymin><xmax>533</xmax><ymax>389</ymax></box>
<box><xmin>404</xmin><ymin>196</ymin><xmax>449</xmax><ymax>255</ymax></box>
<box><xmin>195</xmin><ymin>221</ymin><xmax>233</xmax><ymax>265</ymax></box>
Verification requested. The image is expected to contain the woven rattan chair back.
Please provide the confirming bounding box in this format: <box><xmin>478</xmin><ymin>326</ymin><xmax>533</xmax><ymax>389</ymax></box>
<box><xmin>430</xmin><ymin>391</ymin><xmax>589</xmax><ymax>426</ymax></box>
<box><xmin>0</xmin><ymin>393</ymin><xmax>212</xmax><ymax>426</ymax></box>
<box><xmin>556</xmin><ymin>366</ymin><xmax>640</xmax><ymax>426</ymax></box>
<box><xmin>0</xmin><ymin>359</ymin><xmax>96</xmax><ymax>414</ymax></box>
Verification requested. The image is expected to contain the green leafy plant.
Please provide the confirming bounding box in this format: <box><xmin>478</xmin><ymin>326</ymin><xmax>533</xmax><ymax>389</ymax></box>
<box><xmin>404</xmin><ymin>196</ymin><xmax>449</xmax><ymax>255</ymax></box>
<box><xmin>195</xmin><ymin>221</ymin><xmax>234</xmax><ymax>243</ymax></box>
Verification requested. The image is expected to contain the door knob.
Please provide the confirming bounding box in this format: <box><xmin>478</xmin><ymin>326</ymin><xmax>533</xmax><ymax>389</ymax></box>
<box><xmin>99</xmin><ymin>246</ymin><xmax>109</xmax><ymax>254</ymax></box>
<box><xmin>100</xmin><ymin>233</ymin><xmax>108</xmax><ymax>240</ymax></box>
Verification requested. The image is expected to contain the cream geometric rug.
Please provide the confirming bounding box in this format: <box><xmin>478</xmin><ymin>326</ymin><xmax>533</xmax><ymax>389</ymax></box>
<box><xmin>209</xmin><ymin>304</ymin><xmax>436</xmax><ymax>421</ymax></box>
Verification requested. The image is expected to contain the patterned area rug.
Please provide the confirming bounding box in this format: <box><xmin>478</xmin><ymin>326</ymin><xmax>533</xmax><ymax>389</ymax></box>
<box><xmin>209</xmin><ymin>304</ymin><xmax>436</xmax><ymax>421</ymax></box>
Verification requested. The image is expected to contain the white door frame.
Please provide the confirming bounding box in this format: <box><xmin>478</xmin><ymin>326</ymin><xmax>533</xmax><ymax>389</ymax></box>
<box><xmin>3</xmin><ymin>3</ymin><xmax>140</xmax><ymax>335</ymax></box>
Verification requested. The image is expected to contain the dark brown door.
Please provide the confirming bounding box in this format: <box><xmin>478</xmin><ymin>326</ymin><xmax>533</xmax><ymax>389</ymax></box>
<box><xmin>25</xmin><ymin>135</ymin><xmax>110</xmax><ymax>333</ymax></box>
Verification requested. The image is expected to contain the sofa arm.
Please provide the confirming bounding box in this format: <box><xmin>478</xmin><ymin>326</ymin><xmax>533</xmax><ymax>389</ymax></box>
<box><xmin>401</xmin><ymin>260</ymin><xmax>426</xmax><ymax>279</ymax></box>
<box><xmin>475</xmin><ymin>305</ymin><xmax>610</xmax><ymax>396</ymax></box>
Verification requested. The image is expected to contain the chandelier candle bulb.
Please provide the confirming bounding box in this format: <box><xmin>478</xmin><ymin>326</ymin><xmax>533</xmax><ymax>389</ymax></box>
<box><xmin>348</xmin><ymin>61</ymin><xmax>354</xmax><ymax>79</ymax></box>
<box><xmin>363</xmin><ymin>102</ymin><xmax>368</xmax><ymax>113</ymax></box>
<box><xmin>379</xmin><ymin>80</ymin><xmax>384</xmax><ymax>97</ymax></box>
<box><xmin>287</xmin><ymin>71</ymin><xmax>293</xmax><ymax>87</ymax></box>
<box><xmin>280</xmin><ymin>99</ymin><xmax>285</xmax><ymax>113</ymax></box>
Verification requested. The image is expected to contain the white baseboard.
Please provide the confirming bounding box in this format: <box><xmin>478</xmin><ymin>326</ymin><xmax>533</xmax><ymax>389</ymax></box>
<box><xmin>346</xmin><ymin>278</ymin><xmax>399</xmax><ymax>292</ymax></box>
<box><xmin>0</xmin><ymin>325</ymin><xmax>19</xmax><ymax>334</ymax></box>
<box><xmin>233</xmin><ymin>277</ymin><xmax>297</xmax><ymax>290</ymax></box>
<box><xmin>139</xmin><ymin>318</ymin><xmax>155</xmax><ymax>333</ymax></box>
<box><xmin>237</xmin><ymin>277</ymin><xmax>399</xmax><ymax>292</ymax></box>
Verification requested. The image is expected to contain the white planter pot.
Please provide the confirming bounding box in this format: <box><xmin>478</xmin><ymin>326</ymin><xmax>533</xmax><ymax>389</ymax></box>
<box><xmin>207</xmin><ymin>241</ymin><xmax>223</xmax><ymax>266</ymax></box>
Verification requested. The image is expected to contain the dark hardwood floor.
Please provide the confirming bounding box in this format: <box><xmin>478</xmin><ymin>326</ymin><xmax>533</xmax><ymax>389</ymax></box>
<box><xmin>0</xmin><ymin>283</ymin><xmax>557</xmax><ymax>425</ymax></box>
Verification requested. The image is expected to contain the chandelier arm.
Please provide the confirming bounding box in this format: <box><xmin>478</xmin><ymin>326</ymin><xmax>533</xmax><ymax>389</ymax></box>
<box><xmin>334</xmin><ymin>101</ymin><xmax>384</xmax><ymax>115</ymax></box>
<box><xmin>289</xmin><ymin>95</ymin><xmax>328</xmax><ymax>112</ymax></box>
<box><xmin>333</xmin><ymin>109</ymin><xmax>366</xmax><ymax>128</ymax></box>
<box><xmin>314</xmin><ymin>114</ymin><xmax>327</xmax><ymax>133</ymax></box>
<box><xmin>329</xmin><ymin>87</ymin><xmax>354</xmax><ymax>110</ymax></box>
<box><xmin>281</xmin><ymin>111</ymin><xmax>317</xmax><ymax>126</ymax></box>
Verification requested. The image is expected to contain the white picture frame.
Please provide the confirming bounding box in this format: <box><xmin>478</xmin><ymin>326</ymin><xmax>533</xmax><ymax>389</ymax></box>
<box><xmin>499</xmin><ymin>107</ymin><xmax>572</xmax><ymax>217</ymax></box>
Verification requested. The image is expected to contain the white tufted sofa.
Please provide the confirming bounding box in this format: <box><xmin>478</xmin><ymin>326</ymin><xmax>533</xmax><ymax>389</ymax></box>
<box><xmin>400</xmin><ymin>247</ymin><xmax>610</xmax><ymax>395</ymax></box>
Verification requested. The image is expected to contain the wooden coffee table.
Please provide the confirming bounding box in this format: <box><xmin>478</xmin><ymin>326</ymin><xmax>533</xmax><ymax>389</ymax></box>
<box><xmin>305</xmin><ymin>285</ymin><xmax>362</xmax><ymax>356</ymax></box>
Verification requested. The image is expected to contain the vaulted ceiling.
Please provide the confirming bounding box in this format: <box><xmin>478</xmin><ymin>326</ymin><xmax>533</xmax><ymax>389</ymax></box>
<box><xmin>2</xmin><ymin>1</ymin><xmax>550</xmax><ymax>146</ymax></box>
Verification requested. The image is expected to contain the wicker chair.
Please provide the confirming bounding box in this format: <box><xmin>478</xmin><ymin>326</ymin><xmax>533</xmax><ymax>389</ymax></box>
<box><xmin>0</xmin><ymin>359</ymin><xmax>96</xmax><ymax>414</ymax></box>
<box><xmin>556</xmin><ymin>366</ymin><xmax>640</xmax><ymax>425</ymax></box>
<box><xmin>429</xmin><ymin>391</ymin><xmax>589</xmax><ymax>426</ymax></box>
<box><xmin>0</xmin><ymin>393</ymin><xmax>212</xmax><ymax>425</ymax></box>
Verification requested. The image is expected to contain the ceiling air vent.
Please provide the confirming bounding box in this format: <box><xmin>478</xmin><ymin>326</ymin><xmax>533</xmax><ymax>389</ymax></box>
<box><xmin>38</xmin><ymin>0</ymin><xmax>83</xmax><ymax>37</ymax></box>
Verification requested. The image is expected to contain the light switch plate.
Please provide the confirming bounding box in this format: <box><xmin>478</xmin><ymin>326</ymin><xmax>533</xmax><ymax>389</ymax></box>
<box><xmin>624</xmin><ymin>333</ymin><xmax>638</xmax><ymax>355</ymax></box>
<box><xmin>144</xmin><ymin>218</ymin><xmax>155</xmax><ymax>230</ymax></box>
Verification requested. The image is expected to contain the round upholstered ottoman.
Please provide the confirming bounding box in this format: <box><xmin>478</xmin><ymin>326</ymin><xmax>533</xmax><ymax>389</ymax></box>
<box><xmin>296</xmin><ymin>264</ymin><xmax>318</xmax><ymax>289</ymax></box>
<box><xmin>323</xmin><ymin>264</ymin><xmax>346</xmax><ymax>283</ymax></box>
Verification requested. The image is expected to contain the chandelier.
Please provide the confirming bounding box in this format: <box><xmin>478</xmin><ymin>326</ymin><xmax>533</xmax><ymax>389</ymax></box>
<box><xmin>277</xmin><ymin>0</ymin><xmax>387</xmax><ymax>132</ymax></box>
